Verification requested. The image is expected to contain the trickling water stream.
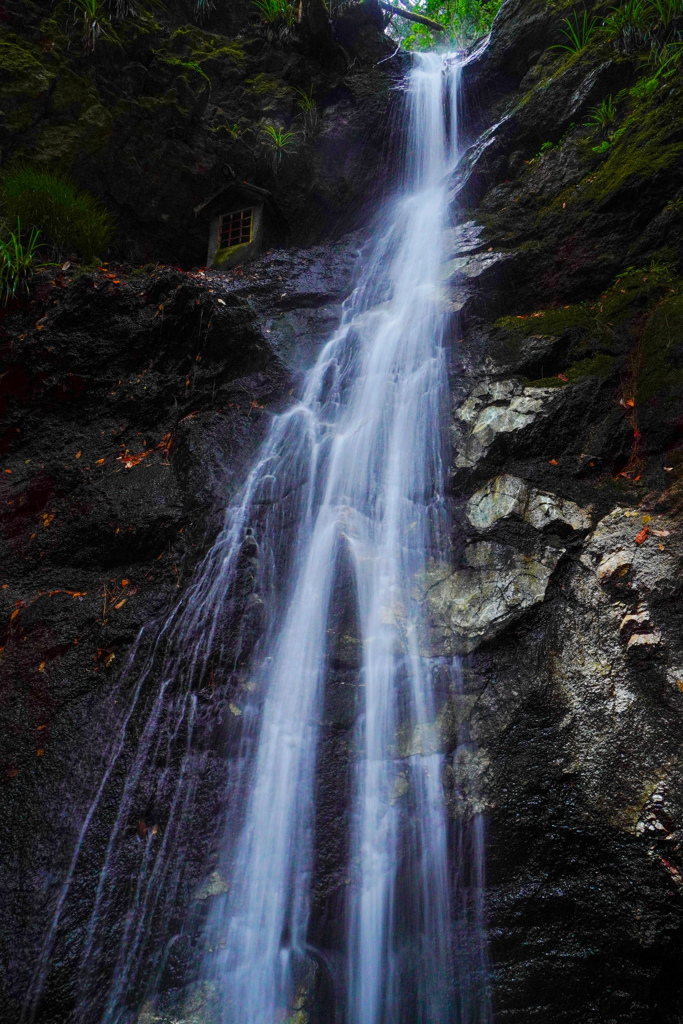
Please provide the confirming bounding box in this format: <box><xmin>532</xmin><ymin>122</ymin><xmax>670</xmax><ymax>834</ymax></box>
<box><xmin>25</xmin><ymin>52</ymin><xmax>489</xmax><ymax>1024</ymax></box>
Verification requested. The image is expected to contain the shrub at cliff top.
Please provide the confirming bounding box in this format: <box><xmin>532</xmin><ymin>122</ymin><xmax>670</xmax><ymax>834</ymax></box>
<box><xmin>0</xmin><ymin>168</ymin><xmax>115</xmax><ymax>262</ymax></box>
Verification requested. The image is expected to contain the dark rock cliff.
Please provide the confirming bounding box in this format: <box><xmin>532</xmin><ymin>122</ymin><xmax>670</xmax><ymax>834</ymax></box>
<box><xmin>431</xmin><ymin>3</ymin><xmax>683</xmax><ymax>1020</ymax></box>
<box><xmin>2</xmin><ymin>0</ymin><xmax>683</xmax><ymax>1021</ymax></box>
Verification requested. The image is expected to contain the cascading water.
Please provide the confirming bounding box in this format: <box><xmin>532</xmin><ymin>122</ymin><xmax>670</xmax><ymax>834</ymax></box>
<box><xmin>24</xmin><ymin>51</ymin><xmax>490</xmax><ymax>1024</ymax></box>
<box><xmin>204</xmin><ymin>51</ymin><xmax>461</xmax><ymax>1024</ymax></box>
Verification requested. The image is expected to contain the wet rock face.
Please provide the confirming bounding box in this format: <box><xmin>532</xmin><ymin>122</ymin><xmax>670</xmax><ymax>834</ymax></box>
<box><xmin>443</xmin><ymin>2</ymin><xmax>683</xmax><ymax>1017</ymax></box>
<box><xmin>0</xmin><ymin>242</ymin><xmax>361</xmax><ymax>1021</ymax></box>
<box><xmin>427</xmin><ymin>541</ymin><xmax>563</xmax><ymax>654</ymax></box>
<box><xmin>3</xmin><ymin>2</ymin><xmax>683</xmax><ymax>1022</ymax></box>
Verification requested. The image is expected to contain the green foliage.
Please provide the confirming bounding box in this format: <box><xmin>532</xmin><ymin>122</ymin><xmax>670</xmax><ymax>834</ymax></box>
<box><xmin>261</xmin><ymin>123</ymin><xmax>297</xmax><ymax>174</ymax></box>
<box><xmin>253</xmin><ymin>0</ymin><xmax>297</xmax><ymax>27</ymax></box>
<box><xmin>629</xmin><ymin>41</ymin><xmax>683</xmax><ymax>96</ymax></box>
<box><xmin>71</xmin><ymin>0</ymin><xmax>114</xmax><ymax>50</ymax></box>
<box><xmin>262</xmin><ymin>123</ymin><xmax>297</xmax><ymax>156</ymax></box>
<box><xmin>294</xmin><ymin>86</ymin><xmax>318</xmax><ymax>138</ymax></box>
<box><xmin>605</xmin><ymin>0</ymin><xmax>683</xmax><ymax>53</ymax></box>
<box><xmin>295</xmin><ymin>86</ymin><xmax>315</xmax><ymax>113</ymax></box>
<box><xmin>648</xmin><ymin>0</ymin><xmax>683</xmax><ymax>28</ymax></box>
<box><xmin>605</xmin><ymin>0</ymin><xmax>649</xmax><ymax>45</ymax></box>
<box><xmin>552</xmin><ymin>9</ymin><xmax>598</xmax><ymax>54</ymax></box>
<box><xmin>1</xmin><ymin>168</ymin><xmax>115</xmax><ymax>262</ymax></box>
<box><xmin>212</xmin><ymin>122</ymin><xmax>244</xmax><ymax>138</ymax></box>
<box><xmin>0</xmin><ymin>219</ymin><xmax>53</xmax><ymax>306</ymax></box>
<box><xmin>630</xmin><ymin>73</ymin><xmax>659</xmax><ymax>96</ymax></box>
<box><xmin>587</xmin><ymin>95</ymin><xmax>617</xmax><ymax>128</ymax></box>
<box><xmin>399</xmin><ymin>0</ymin><xmax>503</xmax><ymax>48</ymax></box>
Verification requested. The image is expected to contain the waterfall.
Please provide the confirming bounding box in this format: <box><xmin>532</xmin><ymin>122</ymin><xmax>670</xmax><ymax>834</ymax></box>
<box><xmin>24</xmin><ymin>51</ymin><xmax>490</xmax><ymax>1024</ymax></box>
<box><xmin>202</xmin><ymin>51</ymin><xmax>468</xmax><ymax>1024</ymax></box>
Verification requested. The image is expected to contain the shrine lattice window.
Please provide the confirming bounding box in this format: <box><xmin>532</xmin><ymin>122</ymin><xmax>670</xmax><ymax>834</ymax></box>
<box><xmin>219</xmin><ymin>208</ymin><xmax>253</xmax><ymax>249</ymax></box>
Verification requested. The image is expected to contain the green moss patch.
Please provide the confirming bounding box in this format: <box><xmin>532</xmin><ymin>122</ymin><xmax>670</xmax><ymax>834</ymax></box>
<box><xmin>568</xmin><ymin>87</ymin><xmax>683</xmax><ymax>208</ymax></box>
<box><xmin>168</xmin><ymin>26</ymin><xmax>245</xmax><ymax>65</ymax></box>
<box><xmin>0</xmin><ymin>35</ymin><xmax>52</xmax><ymax>96</ymax></box>
<box><xmin>638</xmin><ymin>291</ymin><xmax>683</xmax><ymax>403</ymax></box>
<box><xmin>526</xmin><ymin>352</ymin><xmax>616</xmax><ymax>387</ymax></box>
<box><xmin>496</xmin><ymin>302</ymin><xmax>591</xmax><ymax>337</ymax></box>
<box><xmin>213</xmin><ymin>240</ymin><xmax>250</xmax><ymax>267</ymax></box>
<box><xmin>153</xmin><ymin>52</ymin><xmax>210</xmax><ymax>87</ymax></box>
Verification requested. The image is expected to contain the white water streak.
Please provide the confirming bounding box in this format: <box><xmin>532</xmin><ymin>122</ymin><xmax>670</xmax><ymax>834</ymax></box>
<box><xmin>205</xmin><ymin>53</ymin><xmax>463</xmax><ymax>1024</ymax></box>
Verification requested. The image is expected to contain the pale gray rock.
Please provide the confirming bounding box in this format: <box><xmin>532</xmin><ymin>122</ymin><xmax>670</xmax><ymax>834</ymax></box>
<box><xmin>425</xmin><ymin>541</ymin><xmax>563</xmax><ymax>653</ymax></box>
<box><xmin>193</xmin><ymin>870</ymin><xmax>229</xmax><ymax>901</ymax></box>
<box><xmin>453</xmin><ymin>380</ymin><xmax>557</xmax><ymax>469</ymax></box>
<box><xmin>466</xmin><ymin>473</ymin><xmax>591</xmax><ymax>534</ymax></box>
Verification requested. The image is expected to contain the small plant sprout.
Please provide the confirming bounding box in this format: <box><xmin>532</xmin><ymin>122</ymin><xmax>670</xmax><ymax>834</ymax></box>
<box><xmin>587</xmin><ymin>95</ymin><xmax>616</xmax><ymax>128</ymax></box>
<box><xmin>71</xmin><ymin>0</ymin><xmax>111</xmax><ymax>50</ymax></box>
<box><xmin>295</xmin><ymin>86</ymin><xmax>316</xmax><ymax>112</ymax></box>
<box><xmin>212</xmin><ymin>123</ymin><xmax>244</xmax><ymax>139</ymax></box>
<box><xmin>0</xmin><ymin>220</ymin><xmax>54</xmax><ymax>307</ymax></box>
<box><xmin>253</xmin><ymin>0</ymin><xmax>297</xmax><ymax>26</ymax></box>
<box><xmin>262</xmin><ymin>124</ymin><xmax>298</xmax><ymax>171</ymax></box>
<box><xmin>552</xmin><ymin>9</ymin><xmax>598</xmax><ymax>53</ymax></box>
<box><xmin>194</xmin><ymin>0</ymin><xmax>216</xmax><ymax>23</ymax></box>
<box><xmin>294</xmin><ymin>86</ymin><xmax>318</xmax><ymax>138</ymax></box>
<box><xmin>605</xmin><ymin>0</ymin><xmax>648</xmax><ymax>44</ymax></box>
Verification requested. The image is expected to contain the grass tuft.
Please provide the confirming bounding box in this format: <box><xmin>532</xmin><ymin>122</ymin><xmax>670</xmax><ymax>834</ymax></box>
<box><xmin>1</xmin><ymin>168</ymin><xmax>115</xmax><ymax>263</ymax></box>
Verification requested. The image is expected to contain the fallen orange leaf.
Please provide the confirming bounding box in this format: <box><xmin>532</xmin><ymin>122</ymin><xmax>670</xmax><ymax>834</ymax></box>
<box><xmin>96</xmin><ymin>458</ymin><xmax>105</xmax><ymax>465</ymax></box>
<box><xmin>75</xmin><ymin>451</ymin><xmax>82</xmax><ymax>459</ymax></box>
<box><xmin>38</xmin><ymin>662</ymin><xmax>45</xmax><ymax>673</ymax></box>
<box><xmin>114</xmin><ymin>598</ymin><xmax>126</xmax><ymax>609</ymax></box>
<box><xmin>635</xmin><ymin>527</ymin><xmax>649</xmax><ymax>545</ymax></box>
<box><xmin>548</xmin><ymin>458</ymin><xmax>558</xmax><ymax>465</ymax></box>
<box><xmin>37</xmin><ymin>749</ymin><xmax>44</xmax><ymax>757</ymax></box>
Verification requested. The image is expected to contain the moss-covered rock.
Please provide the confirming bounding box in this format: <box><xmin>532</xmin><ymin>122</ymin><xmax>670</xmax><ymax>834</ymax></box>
<box><xmin>638</xmin><ymin>291</ymin><xmax>683</xmax><ymax>404</ymax></box>
<box><xmin>0</xmin><ymin>1</ymin><xmax>397</xmax><ymax>264</ymax></box>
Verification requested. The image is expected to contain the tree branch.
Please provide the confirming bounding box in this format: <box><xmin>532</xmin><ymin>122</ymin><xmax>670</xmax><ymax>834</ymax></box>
<box><xmin>377</xmin><ymin>1</ymin><xmax>447</xmax><ymax>31</ymax></box>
